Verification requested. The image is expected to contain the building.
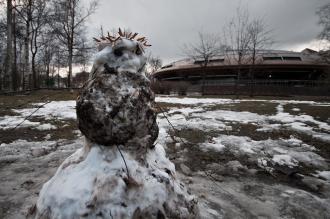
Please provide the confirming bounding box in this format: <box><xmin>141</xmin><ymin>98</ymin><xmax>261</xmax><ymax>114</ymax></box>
<box><xmin>152</xmin><ymin>49</ymin><xmax>330</xmax><ymax>95</ymax></box>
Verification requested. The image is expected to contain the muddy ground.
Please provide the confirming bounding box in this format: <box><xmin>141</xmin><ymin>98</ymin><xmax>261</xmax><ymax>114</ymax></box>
<box><xmin>0</xmin><ymin>90</ymin><xmax>329</xmax><ymax>219</ymax></box>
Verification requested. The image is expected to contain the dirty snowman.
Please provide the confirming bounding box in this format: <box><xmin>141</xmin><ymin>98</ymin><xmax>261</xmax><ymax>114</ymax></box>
<box><xmin>32</xmin><ymin>29</ymin><xmax>199</xmax><ymax>219</ymax></box>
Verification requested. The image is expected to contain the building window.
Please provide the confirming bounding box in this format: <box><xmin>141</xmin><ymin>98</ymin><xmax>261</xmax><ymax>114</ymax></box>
<box><xmin>194</xmin><ymin>59</ymin><xmax>225</xmax><ymax>65</ymax></box>
<box><xmin>209</xmin><ymin>59</ymin><xmax>224</xmax><ymax>63</ymax></box>
<box><xmin>194</xmin><ymin>60</ymin><xmax>206</xmax><ymax>65</ymax></box>
<box><xmin>282</xmin><ymin>57</ymin><xmax>302</xmax><ymax>61</ymax></box>
<box><xmin>263</xmin><ymin>57</ymin><xmax>282</xmax><ymax>61</ymax></box>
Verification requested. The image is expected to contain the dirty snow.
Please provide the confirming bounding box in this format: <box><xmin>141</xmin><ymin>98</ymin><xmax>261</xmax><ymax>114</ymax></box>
<box><xmin>156</xmin><ymin>96</ymin><xmax>330</xmax><ymax>106</ymax></box>
<box><xmin>155</xmin><ymin>96</ymin><xmax>330</xmax><ymax>217</ymax></box>
<box><xmin>0</xmin><ymin>115</ymin><xmax>41</xmax><ymax>130</ymax></box>
<box><xmin>0</xmin><ymin>101</ymin><xmax>76</xmax><ymax>131</ymax></box>
<box><xmin>1</xmin><ymin>96</ymin><xmax>330</xmax><ymax>218</ymax></box>
<box><xmin>36</xmin><ymin>144</ymin><xmax>197</xmax><ymax>218</ymax></box>
<box><xmin>315</xmin><ymin>171</ymin><xmax>330</xmax><ymax>181</ymax></box>
<box><xmin>15</xmin><ymin>101</ymin><xmax>76</xmax><ymax>120</ymax></box>
<box><xmin>272</xmin><ymin>154</ymin><xmax>299</xmax><ymax>167</ymax></box>
<box><xmin>157</xmin><ymin>97</ymin><xmax>330</xmax><ymax>143</ymax></box>
<box><xmin>200</xmin><ymin>139</ymin><xmax>226</xmax><ymax>152</ymax></box>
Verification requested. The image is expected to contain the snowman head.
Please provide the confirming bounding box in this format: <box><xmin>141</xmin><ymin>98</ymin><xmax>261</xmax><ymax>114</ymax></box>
<box><xmin>92</xmin><ymin>29</ymin><xmax>151</xmax><ymax>75</ymax></box>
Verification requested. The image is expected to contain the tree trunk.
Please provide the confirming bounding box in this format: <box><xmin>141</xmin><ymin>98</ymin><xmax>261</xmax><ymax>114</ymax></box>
<box><xmin>250</xmin><ymin>49</ymin><xmax>257</xmax><ymax>97</ymax></box>
<box><xmin>46</xmin><ymin>62</ymin><xmax>50</xmax><ymax>88</ymax></box>
<box><xmin>12</xmin><ymin>8</ymin><xmax>18</xmax><ymax>91</ymax></box>
<box><xmin>201</xmin><ymin>63</ymin><xmax>207</xmax><ymax>95</ymax></box>
<box><xmin>23</xmin><ymin>22</ymin><xmax>30</xmax><ymax>90</ymax></box>
<box><xmin>32</xmin><ymin>52</ymin><xmax>38</xmax><ymax>89</ymax></box>
<box><xmin>235</xmin><ymin>67</ymin><xmax>241</xmax><ymax>99</ymax></box>
<box><xmin>57</xmin><ymin>63</ymin><xmax>60</xmax><ymax>88</ymax></box>
<box><xmin>23</xmin><ymin>0</ymin><xmax>33</xmax><ymax>90</ymax></box>
<box><xmin>51</xmin><ymin>64</ymin><xmax>55</xmax><ymax>88</ymax></box>
<box><xmin>5</xmin><ymin>0</ymin><xmax>13</xmax><ymax>91</ymax></box>
<box><xmin>68</xmin><ymin>48</ymin><xmax>72</xmax><ymax>88</ymax></box>
<box><xmin>31</xmin><ymin>26</ymin><xmax>39</xmax><ymax>89</ymax></box>
<box><xmin>68</xmin><ymin>0</ymin><xmax>75</xmax><ymax>88</ymax></box>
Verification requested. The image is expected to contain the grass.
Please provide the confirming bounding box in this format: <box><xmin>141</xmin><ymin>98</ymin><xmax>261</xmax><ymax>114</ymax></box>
<box><xmin>0</xmin><ymin>89</ymin><xmax>79</xmax><ymax>109</ymax></box>
<box><xmin>206</xmin><ymin>101</ymin><xmax>279</xmax><ymax>115</ymax></box>
<box><xmin>283</xmin><ymin>103</ymin><xmax>330</xmax><ymax>123</ymax></box>
<box><xmin>182</xmin><ymin>94</ymin><xmax>330</xmax><ymax>101</ymax></box>
<box><xmin>0</xmin><ymin>90</ymin><xmax>80</xmax><ymax>144</ymax></box>
<box><xmin>1</xmin><ymin>90</ymin><xmax>329</xmax><ymax>180</ymax></box>
<box><xmin>0</xmin><ymin>118</ymin><xmax>78</xmax><ymax>144</ymax></box>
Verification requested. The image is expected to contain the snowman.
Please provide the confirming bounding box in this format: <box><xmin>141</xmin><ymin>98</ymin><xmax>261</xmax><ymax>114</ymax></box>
<box><xmin>34</xmin><ymin>29</ymin><xmax>199</xmax><ymax>219</ymax></box>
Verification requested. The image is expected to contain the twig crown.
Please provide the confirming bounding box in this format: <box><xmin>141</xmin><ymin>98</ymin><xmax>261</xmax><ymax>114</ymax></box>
<box><xmin>93</xmin><ymin>28</ymin><xmax>151</xmax><ymax>53</ymax></box>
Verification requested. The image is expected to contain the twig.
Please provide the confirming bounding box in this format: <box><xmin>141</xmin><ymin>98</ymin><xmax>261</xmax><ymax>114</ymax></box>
<box><xmin>5</xmin><ymin>91</ymin><xmax>65</xmax><ymax>131</ymax></box>
<box><xmin>9</xmin><ymin>100</ymin><xmax>52</xmax><ymax>131</ymax></box>
<box><xmin>109</xmin><ymin>210</ymin><xmax>113</xmax><ymax>219</ymax></box>
<box><xmin>154</xmin><ymin>103</ymin><xmax>189</xmax><ymax>146</ymax></box>
<box><xmin>117</xmin><ymin>145</ymin><xmax>130</xmax><ymax>178</ymax></box>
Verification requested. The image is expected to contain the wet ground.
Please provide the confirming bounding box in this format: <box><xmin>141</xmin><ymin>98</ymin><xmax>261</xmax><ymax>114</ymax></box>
<box><xmin>0</xmin><ymin>91</ymin><xmax>329</xmax><ymax>218</ymax></box>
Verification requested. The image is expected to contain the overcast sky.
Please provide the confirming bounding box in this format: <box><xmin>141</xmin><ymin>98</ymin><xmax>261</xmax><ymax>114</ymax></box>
<box><xmin>86</xmin><ymin>0</ymin><xmax>328</xmax><ymax>65</ymax></box>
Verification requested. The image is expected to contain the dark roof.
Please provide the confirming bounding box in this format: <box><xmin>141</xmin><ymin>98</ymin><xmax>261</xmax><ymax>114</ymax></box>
<box><xmin>155</xmin><ymin>49</ymin><xmax>328</xmax><ymax>76</ymax></box>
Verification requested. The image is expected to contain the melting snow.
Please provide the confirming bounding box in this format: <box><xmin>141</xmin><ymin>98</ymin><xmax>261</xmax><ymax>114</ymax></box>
<box><xmin>15</xmin><ymin>101</ymin><xmax>76</xmax><ymax>120</ymax></box>
<box><xmin>0</xmin><ymin>115</ymin><xmax>41</xmax><ymax>130</ymax></box>
<box><xmin>315</xmin><ymin>171</ymin><xmax>330</xmax><ymax>181</ymax></box>
<box><xmin>0</xmin><ymin>101</ymin><xmax>76</xmax><ymax>131</ymax></box>
<box><xmin>1</xmin><ymin>96</ymin><xmax>330</xmax><ymax>218</ymax></box>
<box><xmin>272</xmin><ymin>154</ymin><xmax>299</xmax><ymax>167</ymax></box>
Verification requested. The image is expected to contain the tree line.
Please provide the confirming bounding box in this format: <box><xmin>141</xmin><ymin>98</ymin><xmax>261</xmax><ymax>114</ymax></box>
<box><xmin>183</xmin><ymin>6</ymin><xmax>274</xmax><ymax>96</ymax></box>
<box><xmin>0</xmin><ymin>0</ymin><xmax>97</xmax><ymax>91</ymax></box>
<box><xmin>183</xmin><ymin>3</ymin><xmax>330</xmax><ymax>96</ymax></box>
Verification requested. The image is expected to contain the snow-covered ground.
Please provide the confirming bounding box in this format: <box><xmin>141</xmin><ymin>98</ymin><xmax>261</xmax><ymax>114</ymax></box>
<box><xmin>156</xmin><ymin>97</ymin><xmax>330</xmax><ymax>218</ymax></box>
<box><xmin>0</xmin><ymin>101</ymin><xmax>76</xmax><ymax>130</ymax></box>
<box><xmin>0</xmin><ymin>96</ymin><xmax>330</xmax><ymax>218</ymax></box>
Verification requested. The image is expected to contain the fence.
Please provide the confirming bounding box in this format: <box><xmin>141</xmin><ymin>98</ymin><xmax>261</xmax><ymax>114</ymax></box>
<box><xmin>152</xmin><ymin>79</ymin><xmax>330</xmax><ymax>96</ymax></box>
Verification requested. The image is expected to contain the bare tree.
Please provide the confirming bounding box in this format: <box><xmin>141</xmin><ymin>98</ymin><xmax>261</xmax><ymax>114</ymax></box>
<box><xmin>316</xmin><ymin>2</ymin><xmax>330</xmax><ymax>64</ymax></box>
<box><xmin>0</xmin><ymin>15</ymin><xmax>6</xmax><ymax>90</ymax></box>
<box><xmin>74</xmin><ymin>35</ymin><xmax>94</xmax><ymax>74</ymax></box>
<box><xmin>4</xmin><ymin>0</ymin><xmax>13</xmax><ymax>90</ymax></box>
<box><xmin>223</xmin><ymin>6</ymin><xmax>251</xmax><ymax>97</ymax></box>
<box><xmin>247</xmin><ymin>17</ymin><xmax>273</xmax><ymax>96</ymax></box>
<box><xmin>51</xmin><ymin>0</ymin><xmax>97</xmax><ymax>88</ymax></box>
<box><xmin>29</xmin><ymin>0</ymin><xmax>50</xmax><ymax>89</ymax></box>
<box><xmin>183</xmin><ymin>32</ymin><xmax>223</xmax><ymax>94</ymax></box>
<box><xmin>317</xmin><ymin>2</ymin><xmax>330</xmax><ymax>44</ymax></box>
<box><xmin>146</xmin><ymin>54</ymin><xmax>162</xmax><ymax>79</ymax></box>
<box><xmin>53</xmin><ymin>44</ymin><xmax>67</xmax><ymax>88</ymax></box>
<box><xmin>15</xmin><ymin>0</ymin><xmax>33</xmax><ymax>90</ymax></box>
<box><xmin>38</xmin><ymin>33</ymin><xmax>56</xmax><ymax>87</ymax></box>
<box><xmin>13</xmin><ymin>0</ymin><xmax>51</xmax><ymax>89</ymax></box>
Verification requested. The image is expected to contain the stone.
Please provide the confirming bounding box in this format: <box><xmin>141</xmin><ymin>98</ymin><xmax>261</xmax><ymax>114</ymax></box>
<box><xmin>180</xmin><ymin>163</ymin><xmax>193</xmax><ymax>176</ymax></box>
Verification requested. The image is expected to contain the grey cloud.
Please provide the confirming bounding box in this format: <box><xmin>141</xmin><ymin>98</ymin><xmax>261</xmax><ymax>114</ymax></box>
<box><xmin>86</xmin><ymin>0</ymin><xmax>328</xmax><ymax>64</ymax></box>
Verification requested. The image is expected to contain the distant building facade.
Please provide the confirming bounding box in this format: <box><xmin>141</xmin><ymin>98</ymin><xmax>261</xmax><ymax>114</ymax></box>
<box><xmin>152</xmin><ymin>49</ymin><xmax>330</xmax><ymax>96</ymax></box>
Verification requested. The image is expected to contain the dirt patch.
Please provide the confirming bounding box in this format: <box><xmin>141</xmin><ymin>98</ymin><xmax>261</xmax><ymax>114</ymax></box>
<box><xmin>183</xmin><ymin>94</ymin><xmax>330</xmax><ymax>102</ymax></box>
<box><xmin>205</xmin><ymin>101</ymin><xmax>278</xmax><ymax>115</ymax></box>
<box><xmin>0</xmin><ymin>119</ymin><xmax>78</xmax><ymax>144</ymax></box>
<box><xmin>283</xmin><ymin>104</ymin><xmax>330</xmax><ymax>124</ymax></box>
<box><xmin>154</xmin><ymin>102</ymin><xmax>193</xmax><ymax>114</ymax></box>
<box><xmin>164</xmin><ymin>124</ymin><xmax>329</xmax><ymax>194</ymax></box>
<box><xmin>0</xmin><ymin>90</ymin><xmax>78</xmax><ymax>109</ymax></box>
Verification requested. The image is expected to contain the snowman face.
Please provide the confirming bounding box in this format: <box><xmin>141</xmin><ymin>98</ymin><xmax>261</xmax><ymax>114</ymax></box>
<box><xmin>105</xmin><ymin>38</ymin><xmax>147</xmax><ymax>74</ymax></box>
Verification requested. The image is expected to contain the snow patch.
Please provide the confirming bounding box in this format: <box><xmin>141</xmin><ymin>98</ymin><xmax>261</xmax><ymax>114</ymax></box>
<box><xmin>272</xmin><ymin>154</ymin><xmax>298</xmax><ymax>167</ymax></box>
<box><xmin>35</xmin><ymin>123</ymin><xmax>57</xmax><ymax>131</ymax></box>
<box><xmin>15</xmin><ymin>101</ymin><xmax>76</xmax><ymax>120</ymax></box>
<box><xmin>314</xmin><ymin>171</ymin><xmax>330</xmax><ymax>181</ymax></box>
<box><xmin>36</xmin><ymin>144</ymin><xmax>198</xmax><ymax>218</ymax></box>
<box><xmin>200</xmin><ymin>138</ymin><xmax>226</xmax><ymax>152</ymax></box>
